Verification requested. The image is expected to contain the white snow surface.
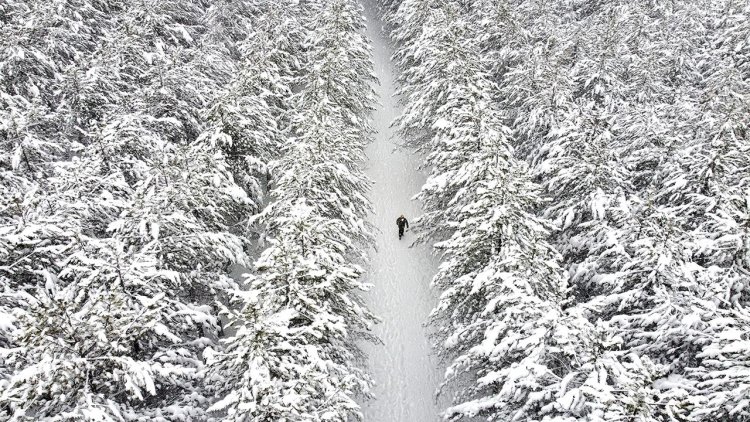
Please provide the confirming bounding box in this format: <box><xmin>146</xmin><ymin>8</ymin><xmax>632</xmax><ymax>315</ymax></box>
<box><xmin>360</xmin><ymin>2</ymin><xmax>446</xmax><ymax>421</ymax></box>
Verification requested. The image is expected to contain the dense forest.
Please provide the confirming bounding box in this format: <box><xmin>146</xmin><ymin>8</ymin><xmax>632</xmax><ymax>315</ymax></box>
<box><xmin>386</xmin><ymin>0</ymin><xmax>750</xmax><ymax>420</ymax></box>
<box><xmin>1</xmin><ymin>0</ymin><xmax>750</xmax><ymax>421</ymax></box>
<box><xmin>1</xmin><ymin>0</ymin><xmax>376</xmax><ymax>420</ymax></box>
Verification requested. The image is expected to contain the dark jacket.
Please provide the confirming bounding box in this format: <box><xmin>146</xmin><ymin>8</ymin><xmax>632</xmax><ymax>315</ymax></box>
<box><xmin>396</xmin><ymin>216</ymin><xmax>409</xmax><ymax>229</ymax></box>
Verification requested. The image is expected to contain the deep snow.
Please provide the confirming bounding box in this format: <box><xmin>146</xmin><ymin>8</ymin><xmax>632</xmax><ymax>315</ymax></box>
<box><xmin>360</xmin><ymin>2</ymin><xmax>446</xmax><ymax>421</ymax></box>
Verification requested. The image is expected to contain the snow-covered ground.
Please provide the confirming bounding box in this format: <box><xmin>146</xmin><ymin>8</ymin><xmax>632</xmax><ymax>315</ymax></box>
<box><xmin>360</xmin><ymin>2</ymin><xmax>446</xmax><ymax>421</ymax></box>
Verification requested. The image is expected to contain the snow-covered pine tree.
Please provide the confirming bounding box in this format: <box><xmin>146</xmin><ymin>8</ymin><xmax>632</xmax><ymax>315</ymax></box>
<box><xmin>389</xmin><ymin>0</ymin><xmax>451</xmax><ymax>151</ymax></box>
<box><xmin>388</xmin><ymin>2</ymin><xmax>612</xmax><ymax>420</ymax></box>
<box><xmin>207</xmin><ymin>202</ymin><xmax>373</xmax><ymax>421</ymax></box>
<box><xmin>3</xmin><ymin>239</ymin><xmax>213</xmax><ymax>420</ymax></box>
<box><xmin>206</xmin><ymin>1</ymin><xmax>377</xmax><ymax>420</ymax></box>
<box><xmin>202</xmin><ymin>18</ymin><xmax>295</xmax><ymax>211</ymax></box>
<box><xmin>1</xmin><ymin>1</ymin><xmax>127</xmax><ymax>406</ymax></box>
<box><xmin>679</xmin><ymin>2</ymin><xmax>750</xmax><ymax>418</ymax></box>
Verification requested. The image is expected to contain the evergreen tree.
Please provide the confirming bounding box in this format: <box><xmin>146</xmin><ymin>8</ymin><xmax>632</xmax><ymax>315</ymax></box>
<box><xmin>208</xmin><ymin>203</ymin><xmax>373</xmax><ymax>421</ymax></box>
<box><xmin>206</xmin><ymin>1</ymin><xmax>377</xmax><ymax>420</ymax></box>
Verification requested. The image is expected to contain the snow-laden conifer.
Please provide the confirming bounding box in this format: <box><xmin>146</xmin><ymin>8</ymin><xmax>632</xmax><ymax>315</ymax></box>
<box><xmin>208</xmin><ymin>203</ymin><xmax>372</xmax><ymax>421</ymax></box>
<box><xmin>389</xmin><ymin>2</ymin><xmax>599</xmax><ymax>419</ymax></box>
<box><xmin>206</xmin><ymin>1</ymin><xmax>377</xmax><ymax>420</ymax></box>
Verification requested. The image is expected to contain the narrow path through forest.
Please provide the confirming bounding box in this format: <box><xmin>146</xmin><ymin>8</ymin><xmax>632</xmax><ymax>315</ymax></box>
<box><xmin>360</xmin><ymin>2</ymin><xmax>445</xmax><ymax>421</ymax></box>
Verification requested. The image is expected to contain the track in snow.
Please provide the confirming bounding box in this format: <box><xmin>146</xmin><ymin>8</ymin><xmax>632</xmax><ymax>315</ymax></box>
<box><xmin>360</xmin><ymin>2</ymin><xmax>445</xmax><ymax>421</ymax></box>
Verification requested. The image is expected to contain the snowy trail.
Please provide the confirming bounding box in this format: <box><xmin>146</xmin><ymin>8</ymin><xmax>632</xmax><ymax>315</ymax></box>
<box><xmin>361</xmin><ymin>2</ymin><xmax>445</xmax><ymax>421</ymax></box>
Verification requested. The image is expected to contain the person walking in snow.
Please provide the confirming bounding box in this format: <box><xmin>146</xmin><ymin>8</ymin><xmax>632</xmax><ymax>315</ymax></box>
<box><xmin>396</xmin><ymin>214</ymin><xmax>409</xmax><ymax>240</ymax></box>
